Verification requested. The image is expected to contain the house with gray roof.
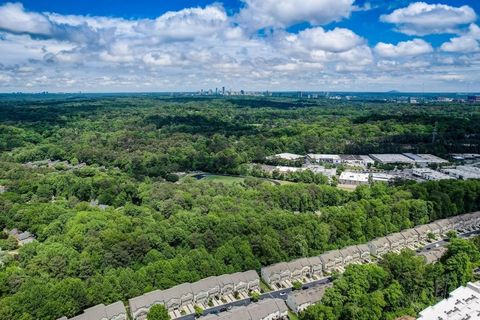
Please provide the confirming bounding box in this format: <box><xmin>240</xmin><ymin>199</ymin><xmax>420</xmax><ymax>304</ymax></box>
<box><xmin>400</xmin><ymin>229</ymin><xmax>420</xmax><ymax>248</ymax></box>
<box><xmin>418</xmin><ymin>247</ymin><xmax>447</xmax><ymax>264</ymax></box>
<box><xmin>246</xmin><ymin>298</ymin><xmax>288</xmax><ymax>320</ymax></box>
<box><xmin>129</xmin><ymin>289</ymin><xmax>164</xmax><ymax>320</ymax></box>
<box><xmin>356</xmin><ymin>244</ymin><xmax>371</xmax><ymax>262</ymax></box>
<box><xmin>59</xmin><ymin>301</ymin><xmax>127</xmax><ymax>320</ymax></box>
<box><xmin>286</xmin><ymin>284</ymin><xmax>333</xmax><ymax>314</ymax></box>
<box><xmin>339</xmin><ymin>245</ymin><xmax>361</xmax><ymax>266</ymax></box>
<box><xmin>451</xmin><ymin>215</ymin><xmax>467</xmax><ymax>231</ymax></box>
<box><xmin>216</xmin><ymin>274</ymin><xmax>234</xmax><ymax>297</ymax></box>
<box><xmin>191</xmin><ymin>276</ymin><xmax>220</xmax><ymax>305</ymax></box>
<box><xmin>319</xmin><ymin>250</ymin><xmax>343</xmax><ymax>273</ymax></box>
<box><xmin>386</xmin><ymin>232</ymin><xmax>407</xmax><ymax>252</ymax></box>
<box><xmin>426</xmin><ymin>222</ymin><xmax>443</xmax><ymax>239</ymax></box>
<box><xmin>434</xmin><ymin>219</ymin><xmax>454</xmax><ymax>236</ymax></box>
<box><xmin>261</xmin><ymin>262</ymin><xmax>291</xmax><ymax>287</ymax></box>
<box><xmin>162</xmin><ymin>283</ymin><xmax>194</xmax><ymax>311</ymax></box>
<box><xmin>367</xmin><ymin>237</ymin><xmax>391</xmax><ymax>257</ymax></box>
<box><xmin>413</xmin><ymin>224</ymin><xmax>432</xmax><ymax>242</ymax></box>
<box><xmin>307</xmin><ymin>256</ymin><xmax>323</xmax><ymax>278</ymax></box>
<box><xmin>288</xmin><ymin>258</ymin><xmax>311</xmax><ymax>281</ymax></box>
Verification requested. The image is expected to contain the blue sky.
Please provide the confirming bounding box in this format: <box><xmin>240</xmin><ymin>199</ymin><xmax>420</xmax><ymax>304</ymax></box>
<box><xmin>0</xmin><ymin>0</ymin><xmax>479</xmax><ymax>92</ymax></box>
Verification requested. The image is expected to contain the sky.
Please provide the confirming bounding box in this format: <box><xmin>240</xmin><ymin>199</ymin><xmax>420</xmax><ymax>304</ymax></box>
<box><xmin>0</xmin><ymin>0</ymin><xmax>479</xmax><ymax>92</ymax></box>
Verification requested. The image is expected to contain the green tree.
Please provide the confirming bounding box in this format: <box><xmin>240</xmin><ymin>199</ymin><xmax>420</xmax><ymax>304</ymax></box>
<box><xmin>147</xmin><ymin>304</ymin><xmax>170</xmax><ymax>320</ymax></box>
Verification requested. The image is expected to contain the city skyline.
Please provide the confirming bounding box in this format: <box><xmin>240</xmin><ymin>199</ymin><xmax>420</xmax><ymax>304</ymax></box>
<box><xmin>1</xmin><ymin>0</ymin><xmax>480</xmax><ymax>92</ymax></box>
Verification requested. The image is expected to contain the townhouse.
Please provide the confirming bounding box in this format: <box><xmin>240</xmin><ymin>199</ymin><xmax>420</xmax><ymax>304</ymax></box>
<box><xmin>400</xmin><ymin>228</ymin><xmax>420</xmax><ymax>249</ymax></box>
<box><xmin>434</xmin><ymin>219</ymin><xmax>455</xmax><ymax>237</ymax></box>
<box><xmin>286</xmin><ymin>284</ymin><xmax>333</xmax><ymax>314</ymax></box>
<box><xmin>356</xmin><ymin>244</ymin><xmax>372</xmax><ymax>262</ymax></box>
<box><xmin>129</xmin><ymin>270</ymin><xmax>260</xmax><ymax>320</ymax></box>
<box><xmin>413</xmin><ymin>224</ymin><xmax>432</xmax><ymax>243</ymax></box>
<box><xmin>386</xmin><ymin>232</ymin><xmax>407</xmax><ymax>252</ymax></box>
<box><xmin>261</xmin><ymin>262</ymin><xmax>291</xmax><ymax>289</ymax></box>
<box><xmin>201</xmin><ymin>299</ymin><xmax>288</xmax><ymax>320</ymax></box>
<box><xmin>367</xmin><ymin>237</ymin><xmax>391</xmax><ymax>257</ymax></box>
<box><xmin>319</xmin><ymin>250</ymin><xmax>344</xmax><ymax>273</ymax></box>
<box><xmin>58</xmin><ymin>301</ymin><xmax>127</xmax><ymax>320</ymax></box>
<box><xmin>339</xmin><ymin>245</ymin><xmax>362</xmax><ymax>266</ymax></box>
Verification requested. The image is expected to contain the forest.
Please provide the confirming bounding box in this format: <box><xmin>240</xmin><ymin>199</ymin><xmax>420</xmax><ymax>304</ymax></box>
<box><xmin>0</xmin><ymin>96</ymin><xmax>479</xmax><ymax>319</ymax></box>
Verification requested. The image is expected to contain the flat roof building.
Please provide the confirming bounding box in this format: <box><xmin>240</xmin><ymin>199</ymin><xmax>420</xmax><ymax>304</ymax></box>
<box><xmin>369</xmin><ymin>154</ymin><xmax>415</xmax><ymax>164</ymax></box>
<box><xmin>307</xmin><ymin>154</ymin><xmax>341</xmax><ymax>164</ymax></box>
<box><xmin>267</xmin><ymin>153</ymin><xmax>304</xmax><ymax>161</ymax></box>
<box><xmin>418</xmin><ymin>281</ymin><xmax>480</xmax><ymax>320</ymax></box>
<box><xmin>338</xmin><ymin>172</ymin><xmax>369</xmax><ymax>185</ymax></box>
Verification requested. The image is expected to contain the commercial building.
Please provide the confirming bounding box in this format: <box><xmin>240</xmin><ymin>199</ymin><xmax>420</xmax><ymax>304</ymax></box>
<box><xmin>267</xmin><ymin>153</ymin><xmax>304</xmax><ymax>161</ymax></box>
<box><xmin>417</xmin><ymin>281</ymin><xmax>480</xmax><ymax>320</ymax></box>
<box><xmin>306</xmin><ymin>154</ymin><xmax>341</xmax><ymax>164</ymax></box>
<box><xmin>441</xmin><ymin>166</ymin><xmax>480</xmax><ymax>180</ymax></box>
<box><xmin>369</xmin><ymin>154</ymin><xmax>415</xmax><ymax>164</ymax></box>
<box><xmin>304</xmin><ymin>165</ymin><xmax>337</xmax><ymax>178</ymax></box>
<box><xmin>57</xmin><ymin>301</ymin><xmax>127</xmax><ymax>320</ymax></box>
<box><xmin>286</xmin><ymin>284</ymin><xmax>333</xmax><ymax>314</ymax></box>
<box><xmin>339</xmin><ymin>155</ymin><xmax>374</xmax><ymax>167</ymax></box>
<box><xmin>371</xmin><ymin>172</ymin><xmax>396</xmax><ymax>183</ymax></box>
<box><xmin>412</xmin><ymin>168</ymin><xmax>455</xmax><ymax>181</ymax></box>
<box><xmin>403</xmin><ymin>153</ymin><xmax>449</xmax><ymax>165</ymax></box>
<box><xmin>338</xmin><ymin>172</ymin><xmax>369</xmax><ymax>185</ymax></box>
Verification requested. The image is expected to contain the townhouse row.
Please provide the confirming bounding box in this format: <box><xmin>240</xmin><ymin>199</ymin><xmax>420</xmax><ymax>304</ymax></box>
<box><xmin>129</xmin><ymin>270</ymin><xmax>260</xmax><ymax>320</ymax></box>
<box><xmin>58</xmin><ymin>211</ymin><xmax>480</xmax><ymax>320</ymax></box>
<box><xmin>202</xmin><ymin>299</ymin><xmax>288</xmax><ymax>320</ymax></box>
<box><xmin>261</xmin><ymin>212</ymin><xmax>480</xmax><ymax>289</ymax></box>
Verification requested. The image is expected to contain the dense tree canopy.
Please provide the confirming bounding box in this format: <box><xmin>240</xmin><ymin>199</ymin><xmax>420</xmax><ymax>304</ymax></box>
<box><xmin>0</xmin><ymin>96</ymin><xmax>479</xmax><ymax>319</ymax></box>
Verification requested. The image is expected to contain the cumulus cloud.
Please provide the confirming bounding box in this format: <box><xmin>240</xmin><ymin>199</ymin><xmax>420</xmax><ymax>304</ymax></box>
<box><xmin>441</xmin><ymin>24</ymin><xmax>480</xmax><ymax>53</ymax></box>
<box><xmin>381</xmin><ymin>2</ymin><xmax>477</xmax><ymax>35</ymax></box>
<box><xmin>374</xmin><ymin>39</ymin><xmax>433</xmax><ymax>58</ymax></box>
<box><xmin>237</xmin><ymin>0</ymin><xmax>355</xmax><ymax>30</ymax></box>
<box><xmin>0</xmin><ymin>2</ymin><xmax>478</xmax><ymax>92</ymax></box>
<box><xmin>280</xmin><ymin>27</ymin><xmax>364</xmax><ymax>54</ymax></box>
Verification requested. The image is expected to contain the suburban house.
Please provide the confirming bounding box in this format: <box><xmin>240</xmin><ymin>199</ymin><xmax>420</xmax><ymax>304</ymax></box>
<box><xmin>129</xmin><ymin>270</ymin><xmax>260</xmax><ymax>320</ymax></box>
<box><xmin>286</xmin><ymin>284</ymin><xmax>333</xmax><ymax>314</ymax></box>
<box><xmin>57</xmin><ymin>301</ymin><xmax>127</xmax><ymax>320</ymax></box>
<box><xmin>307</xmin><ymin>154</ymin><xmax>341</xmax><ymax>164</ymax></box>
<box><xmin>385</xmin><ymin>232</ymin><xmax>407</xmax><ymax>252</ymax></box>
<box><xmin>319</xmin><ymin>250</ymin><xmax>344</xmax><ymax>273</ymax></box>
<box><xmin>338</xmin><ymin>171</ymin><xmax>369</xmax><ymax>185</ymax></box>
<box><xmin>7</xmin><ymin>229</ymin><xmax>35</xmax><ymax>246</ymax></box>
<box><xmin>400</xmin><ymin>229</ymin><xmax>420</xmax><ymax>248</ymax></box>
<box><xmin>367</xmin><ymin>237</ymin><xmax>391</xmax><ymax>257</ymax></box>
<box><xmin>339</xmin><ymin>245</ymin><xmax>361</xmax><ymax>266</ymax></box>
<box><xmin>261</xmin><ymin>262</ymin><xmax>291</xmax><ymax>288</ymax></box>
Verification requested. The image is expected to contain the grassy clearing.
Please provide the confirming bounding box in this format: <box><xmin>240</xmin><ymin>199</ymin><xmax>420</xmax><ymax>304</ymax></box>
<box><xmin>201</xmin><ymin>175</ymin><xmax>246</xmax><ymax>184</ymax></box>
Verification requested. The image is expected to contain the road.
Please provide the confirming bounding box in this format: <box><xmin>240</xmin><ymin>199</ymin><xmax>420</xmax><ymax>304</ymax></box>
<box><xmin>177</xmin><ymin>228</ymin><xmax>480</xmax><ymax>320</ymax></box>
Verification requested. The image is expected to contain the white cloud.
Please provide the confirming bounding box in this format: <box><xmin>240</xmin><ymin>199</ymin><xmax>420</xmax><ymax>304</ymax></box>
<box><xmin>374</xmin><ymin>39</ymin><xmax>433</xmax><ymax>58</ymax></box>
<box><xmin>0</xmin><ymin>2</ymin><xmax>52</xmax><ymax>36</ymax></box>
<box><xmin>441</xmin><ymin>24</ymin><xmax>480</xmax><ymax>53</ymax></box>
<box><xmin>381</xmin><ymin>2</ymin><xmax>477</xmax><ymax>35</ymax></box>
<box><xmin>237</xmin><ymin>0</ymin><xmax>355</xmax><ymax>30</ymax></box>
<box><xmin>287</xmin><ymin>27</ymin><xmax>365</xmax><ymax>53</ymax></box>
<box><xmin>0</xmin><ymin>2</ymin><xmax>478</xmax><ymax>92</ymax></box>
